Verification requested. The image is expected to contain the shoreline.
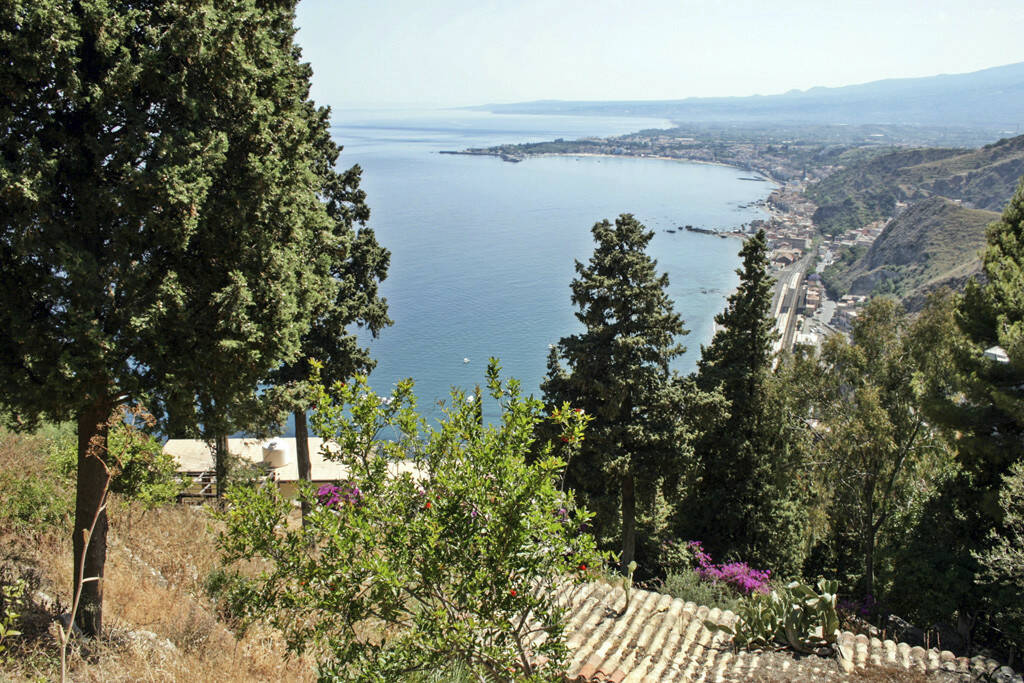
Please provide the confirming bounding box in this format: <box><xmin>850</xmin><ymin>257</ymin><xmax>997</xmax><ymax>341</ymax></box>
<box><xmin>441</xmin><ymin>149</ymin><xmax>793</xmax><ymax>236</ymax></box>
<box><xmin>440</xmin><ymin>149</ymin><xmax>786</xmax><ymax>186</ymax></box>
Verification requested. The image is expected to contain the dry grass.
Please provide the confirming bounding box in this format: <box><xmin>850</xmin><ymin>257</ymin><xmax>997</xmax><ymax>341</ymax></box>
<box><xmin>0</xmin><ymin>429</ymin><xmax>316</xmax><ymax>682</ymax></box>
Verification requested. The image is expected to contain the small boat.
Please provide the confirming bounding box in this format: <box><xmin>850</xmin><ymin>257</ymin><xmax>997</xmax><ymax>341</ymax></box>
<box><xmin>463</xmin><ymin>358</ymin><xmax>470</xmax><ymax>364</ymax></box>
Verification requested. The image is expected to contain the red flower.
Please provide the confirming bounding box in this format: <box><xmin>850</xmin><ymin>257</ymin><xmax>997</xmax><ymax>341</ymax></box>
<box><xmin>579</xmin><ymin>563</ymin><xmax>587</xmax><ymax>571</ymax></box>
<box><xmin>560</xmin><ymin>436</ymin><xmax>570</xmax><ymax>442</ymax></box>
<box><xmin>510</xmin><ymin>589</ymin><xmax>517</xmax><ymax>597</ymax></box>
<box><xmin>425</xmin><ymin>501</ymin><xmax>432</xmax><ymax>509</ymax></box>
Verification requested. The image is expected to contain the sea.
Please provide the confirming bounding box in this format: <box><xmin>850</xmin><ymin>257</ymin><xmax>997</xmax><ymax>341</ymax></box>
<box><xmin>312</xmin><ymin>108</ymin><xmax>776</xmax><ymax>426</ymax></box>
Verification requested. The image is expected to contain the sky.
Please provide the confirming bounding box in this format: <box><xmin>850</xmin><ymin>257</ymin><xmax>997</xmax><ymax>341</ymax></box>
<box><xmin>295</xmin><ymin>0</ymin><xmax>1024</xmax><ymax>109</ymax></box>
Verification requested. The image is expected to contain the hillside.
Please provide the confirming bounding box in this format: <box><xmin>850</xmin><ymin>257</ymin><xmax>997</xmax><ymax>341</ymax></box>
<box><xmin>806</xmin><ymin>136</ymin><xmax>1024</xmax><ymax>235</ymax></box>
<box><xmin>821</xmin><ymin>197</ymin><xmax>998</xmax><ymax>308</ymax></box>
<box><xmin>480</xmin><ymin>61</ymin><xmax>1024</xmax><ymax>132</ymax></box>
<box><xmin>3</xmin><ymin>425</ymin><xmax>1016</xmax><ymax>682</ymax></box>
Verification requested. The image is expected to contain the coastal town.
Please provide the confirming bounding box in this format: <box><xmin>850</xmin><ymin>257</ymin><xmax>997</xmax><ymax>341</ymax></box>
<box><xmin>752</xmin><ymin>181</ymin><xmax>882</xmax><ymax>354</ymax></box>
<box><xmin>448</xmin><ymin>129</ymin><xmax>890</xmax><ymax>355</ymax></box>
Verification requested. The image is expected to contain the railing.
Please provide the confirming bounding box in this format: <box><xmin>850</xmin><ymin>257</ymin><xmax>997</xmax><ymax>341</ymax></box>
<box><xmin>175</xmin><ymin>470</ymin><xmax>216</xmax><ymax>503</ymax></box>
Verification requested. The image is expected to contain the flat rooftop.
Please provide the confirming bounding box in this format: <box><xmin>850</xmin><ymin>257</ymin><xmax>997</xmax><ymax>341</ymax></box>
<box><xmin>163</xmin><ymin>437</ymin><xmax>421</xmax><ymax>483</ymax></box>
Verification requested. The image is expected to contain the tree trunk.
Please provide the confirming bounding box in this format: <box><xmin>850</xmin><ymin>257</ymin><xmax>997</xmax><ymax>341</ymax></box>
<box><xmin>295</xmin><ymin>409</ymin><xmax>312</xmax><ymax>525</ymax></box>
<box><xmin>864</xmin><ymin>524</ymin><xmax>875</xmax><ymax>599</ymax></box>
<box><xmin>864</xmin><ymin>480</ymin><xmax>876</xmax><ymax>599</ymax></box>
<box><xmin>215</xmin><ymin>434</ymin><xmax>229</xmax><ymax>500</ymax></box>
<box><xmin>73</xmin><ymin>398</ymin><xmax>112</xmax><ymax>637</ymax></box>
<box><xmin>621</xmin><ymin>472</ymin><xmax>636</xmax><ymax>571</ymax></box>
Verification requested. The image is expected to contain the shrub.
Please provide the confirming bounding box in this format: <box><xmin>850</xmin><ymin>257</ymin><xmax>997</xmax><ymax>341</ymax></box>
<box><xmin>688</xmin><ymin>541</ymin><xmax>772</xmax><ymax>595</ymax></box>
<box><xmin>709</xmin><ymin>578</ymin><xmax>841</xmax><ymax>653</ymax></box>
<box><xmin>215</xmin><ymin>360</ymin><xmax>604</xmax><ymax>681</ymax></box>
<box><xmin>975</xmin><ymin>460</ymin><xmax>1024</xmax><ymax>654</ymax></box>
<box><xmin>661</xmin><ymin>570</ymin><xmax>741</xmax><ymax>613</ymax></box>
<box><xmin>50</xmin><ymin>419</ymin><xmax>183</xmax><ymax>508</ymax></box>
<box><xmin>0</xmin><ymin>575</ymin><xmax>27</xmax><ymax>662</ymax></box>
<box><xmin>0</xmin><ymin>429</ymin><xmax>74</xmax><ymax>532</ymax></box>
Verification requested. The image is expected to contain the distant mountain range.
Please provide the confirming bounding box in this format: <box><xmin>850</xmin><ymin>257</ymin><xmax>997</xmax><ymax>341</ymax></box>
<box><xmin>479</xmin><ymin>62</ymin><xmax>1024</xmax><ymax>133</ymax></box>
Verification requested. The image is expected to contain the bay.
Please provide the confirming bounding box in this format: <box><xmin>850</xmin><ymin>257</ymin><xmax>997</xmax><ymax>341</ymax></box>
<box><xmin>316</xmin><ymin>108</ymin><xmax>775</xmax><ymax>425</ymax></box>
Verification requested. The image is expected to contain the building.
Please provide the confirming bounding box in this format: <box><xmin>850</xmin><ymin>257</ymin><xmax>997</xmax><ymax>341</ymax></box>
<box><xmin>164</xmin><ymin>437</ymin><xmax>421</xmax><ymax>501</ymax></box>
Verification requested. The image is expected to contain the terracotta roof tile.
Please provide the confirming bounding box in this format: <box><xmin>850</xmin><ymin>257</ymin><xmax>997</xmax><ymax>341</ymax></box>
<box><xmin>561</xmin><ymin>581</ymin><xmax>1022</xmax><ymax>682</ymax></box>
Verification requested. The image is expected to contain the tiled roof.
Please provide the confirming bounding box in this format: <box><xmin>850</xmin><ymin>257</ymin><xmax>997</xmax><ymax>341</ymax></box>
<box><xmin>560</xmin><ymin>581</ymin><xmax>1022</xmax><ymax>682</ymax></box>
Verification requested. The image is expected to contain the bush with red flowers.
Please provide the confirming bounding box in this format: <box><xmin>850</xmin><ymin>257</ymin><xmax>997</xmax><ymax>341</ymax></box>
<box><xmin>216</xmin><ymin>359</ymin><xmax>603</xmax><ymax>681</ymax></box>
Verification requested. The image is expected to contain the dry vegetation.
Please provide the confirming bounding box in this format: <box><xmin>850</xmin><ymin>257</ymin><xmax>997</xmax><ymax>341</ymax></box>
<box><xmin>0</xmin><ymin>428</ymin><xmax>316</xmax><ymax>682</ymax></box>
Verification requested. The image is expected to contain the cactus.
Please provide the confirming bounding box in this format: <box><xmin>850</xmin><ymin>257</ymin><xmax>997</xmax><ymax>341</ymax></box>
<box><xmin>707</xmin><ymin>577</ymin><xmax>840</xmax><ymax>653</ymax></box>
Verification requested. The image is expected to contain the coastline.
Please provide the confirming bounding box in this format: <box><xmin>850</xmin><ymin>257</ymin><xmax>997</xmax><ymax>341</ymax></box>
<box><xmin>441</xmin><ymin>149</ymin><xmax>781</xmax><ymax>184</ymax></box>
<box><xmin>440</xmin><ymin>148</ymin><xmax>793</xmax><ymax>237</ymax></box>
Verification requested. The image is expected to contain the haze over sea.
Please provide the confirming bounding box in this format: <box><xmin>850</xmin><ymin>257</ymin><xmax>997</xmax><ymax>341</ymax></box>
<box><xmin>325</xmin><ymin>108</ymin><xmax>776</xmax><ymax>424</ymax></box>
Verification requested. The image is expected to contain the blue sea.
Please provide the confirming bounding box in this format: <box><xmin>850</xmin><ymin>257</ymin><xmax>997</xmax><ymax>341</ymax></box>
<box><xmin>321</xmin><ymin>108</ymin><xmax>775</xmax><ymax>423</ymax></box>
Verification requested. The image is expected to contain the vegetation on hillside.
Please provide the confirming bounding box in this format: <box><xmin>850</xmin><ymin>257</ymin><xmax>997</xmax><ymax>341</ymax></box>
<box><xmin>0</xmin><ymin>427</ymin><xmax>314</xmax><ymax>682</ymax></box>
<box><xmin>0</xmin><ymin>0</ymin><xmax>387</xmax><ymax>637</ymax></box>
<box><xmin>682</xmin><ymin>231</ymin><xmax>810</xmax><ymax>577</ymax></box>
<box><xmin>806</xmin><ymin>135</ymin><xmax>1024</xmax><ymax>235</ymax></box>
<box><xmin>4</xmin><ymin>1</ymin><xmax>1024</xmax><ymax>677</ymax></box>
<box><xmin>541</xmin><ymin>214</ymin><xmax>691</xmax><ymax>571</ymax></box>
<box><xmin>823</xmin><ymin>197</ymin><xmax>998</xmax><ymax>307</ymax></box>
<box><xmin>217</xmin><ymin>364</ymin><xmax>602</xmax><ymax>681</ymax></box>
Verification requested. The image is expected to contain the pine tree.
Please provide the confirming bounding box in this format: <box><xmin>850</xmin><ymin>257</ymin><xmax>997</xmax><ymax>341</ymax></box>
<box><xmin>542</xmin><ymin>214</ymin><xmax>689</xmax><ymax>569</ymax></box>
<box><xmin>898</xmin><ymin>178</ymin><xmax>1024</xmax><ymax>637</ymax></box>
<box><xmin>0</xmin><ymin>0</ymin><xmax>357</xmax><ymax>635</ymax></box>
<box><xmin>684</xmin><ymin>230</ymin><xmax>808</xmax><ymax>575</ymax></box>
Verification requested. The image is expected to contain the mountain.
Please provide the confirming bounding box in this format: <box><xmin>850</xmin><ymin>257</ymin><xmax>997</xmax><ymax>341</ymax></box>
<box><xmin>479</xmin><ymin>62</ymin><xmax>1024</xmax><ymax>132</ymax></box>
<box><xmin>805</xmin><ymin>135</ymin><xmax>1024</xmax><ymax>234</ymax></box>
<box><xmin>821</xmin><ymin>197</ymin><xmax>998</xmax><ymax>308</ymax></box>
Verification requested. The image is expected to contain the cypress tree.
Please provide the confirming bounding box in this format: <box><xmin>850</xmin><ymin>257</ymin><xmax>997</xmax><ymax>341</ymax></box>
<box><xmin>0</xmin><ymin>0</ymin><xmax>357</xmax><ymax>635</ymax></box>
<box><xmin>269</xmin><ymin>184</ymin><xmax>392</xmax><ymax>523</ymax></box>
<box><xmin>542</xmin><ymin>214</ymin><xmax>689</xmax><ymax>570</ymax></box>
<box><xmin>684</xmin><ymin>230</ymin><xmax>807</xmax><ymax>575</ymax></box>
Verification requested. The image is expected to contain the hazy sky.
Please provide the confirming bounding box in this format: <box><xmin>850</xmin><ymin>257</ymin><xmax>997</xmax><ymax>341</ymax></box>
<box><xmin>295</xmin><ymin>0</ymin><xmax>1024</xmax><ymax>108</ymax></box>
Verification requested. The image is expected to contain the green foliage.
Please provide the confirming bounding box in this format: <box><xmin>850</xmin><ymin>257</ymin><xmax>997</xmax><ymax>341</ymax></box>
<box><xmin>819</xmin><ymin>244</ymin><xmax>867</xmax><ymax>299</ymax></box>
<box><xmin>542</xmin><ymin>214</ymin><xmax>692</xmax><ymax>571</ymax></box>
<box><xmin>904</xmin><ymin>180</ymin><xmax>1024</xmax><ymax>635</ymax></box>
<box><xmin>0</xmin><ymin>427</ymin><xmax>75</xmax><ymax>531</ymax></box>
<box><xmin>49</xmin><ymin>422</ymin><xmax>184</xmax><ymax>508</ymax></box>
<box><xmin>709</xmin><ymin>578</ymin><xmax>840</xmax><ymax>653</ymax></box>
<box><xmin>0</xmin><ymin>577</ymin><xmax>27</xmax><ymax>662</ymax></box>
<box><xmin>974</xmin><ymin>460</ymin><xmax>1024</xmax><ymax>652</ymax></box>
<box><xmin>203</xmin><ymin>567</ymin><xmax>259</xmax><ymax>634</ymax></box>
<box><xmin>661</xmin><ymin>571</ymin><xmax>742</xmax><ymax>614</ymax></box>
<box><xmin>804</xmin><ymin>297</ymin><xmax>954</xmax><ymax>598</ymax></box>
<box><xmin>658</xmin><ymin>542</ymin><xmax>743</xmax><ymax>612</ymax></box>
<box><xmin>0</xmin><ymin>0</ymin><xmax>346</xmax><ymax>431</ymax></box>
<box><xmin>1</xmin><ymin>0</ymin><xmax>369</xmax><ymax>635</ymax></box>
<box><xmin>215</xmin><ymin>361</ymin><xmax>604</xmax><ymax>681</ymax></box>
<box><xmin>108</xmin><ymin>427</ymin><xmax>183</xmax><ymax>508</ymax></box>
<box><xmin>684</xmin><ymin>230</ymin><xmax>810</xmax><ymax>577</ymax></box>
<box><xmin>0</xmin><ymin>473</ymin><xmax>72</xmax><ymax>531</ymax></box>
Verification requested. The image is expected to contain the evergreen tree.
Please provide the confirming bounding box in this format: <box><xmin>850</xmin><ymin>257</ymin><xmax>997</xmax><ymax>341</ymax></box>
<box><xmin>809</xmin><ymin>297</ymin><xmax>953</xmax><ymax>599</ymax></box>
<box><xmin>684</xmin><ymin>230</ymin><xmax>808</xmax><ymax>576</ymax></box>
<box><xmin>269</xmin><ymin>196</ymin><xmax>392</xmax><ymax>524</ymax></box>
<box><xmin>0</xmin><ymin>0</ymin><xmax>355</xmax><ymax>635</ymax></box>
<box><xmin>898</xmin><ymin>179</ymin><xmax>1024</xmax><ymax>642</ymax></box>
<box><xmin>542</xmin><ymin>214</ymin><xmax>690</xmax><ymax>570</ymax></box>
